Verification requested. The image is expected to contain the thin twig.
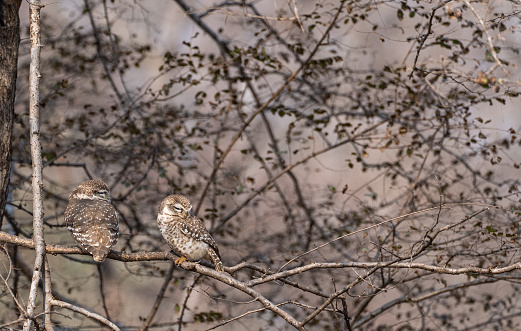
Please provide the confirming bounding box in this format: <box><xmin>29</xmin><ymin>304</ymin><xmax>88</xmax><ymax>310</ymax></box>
<box><xmin>13</xmin><ymin>251</ymin><xmax>121</xmax><ymax>328</ymax></box>
<box><xmin>44</xmin><ymin>257</ymin><xmax>54</xmax><ymax>331</ymax></box>
<box><xmin>97</xmin><ymin>263</ymin><xmax>111</xmax><ymax>320</ymax></box>
<box><xmin>353</xmin><ymin>277</ymin><xmax>498</xmax><ymax>328</ymax></box>
<box><xmin>463</xmin><ymin>0</ymin><xmax>509</xmax><ymax>76</ymax></box>
<box><xmin>84</xmin><ymin>0</ymin><xmax>124</xmax><ymax>104</ymax></box>
<box><xmin>340</xmin><ymin>296</ymin><xmax>353</xmax><ymax>331</ymax></box>
<box><xmin>278</xmin><ymin>203</ymin><xmax>445</xmax><ymax>272</ymax></box>
<box><xmin>139</xmin><ymin>263</ymin><xmax>175</xmax><ymax>331</ymax></box>
<box><xmin>50</xmin><ymin>299</ymin><xmax>121</xmax><ymax>331</ymax></box>
<box><xmin>214</xmin><ymin>119</ymin><xmax>390</xmax><ymax>233</ymax></box>
<box><xmin>205</xmin><ymin>300</ymin><xmax>285</xmax><ymax>331</ymax></box>
<box><xmin>410</xmin><ymin>0</ymin><xmax>453</xmax><ymax>79</ymax></box>
<box><xmin>0</xmin><ymin>248</ymin><xmax>26</xmax><ymax>314</ymax></box>
<box><xmin>0</xmin><ymin>318</ymin><xmax>26</xmax><ymax>329</ymax></box>
<box><xmin>297</xmin><ymin>208</ymin><xmax>491</xmax><ymax>327</ymax></box>
<box><xmin>178</xmin><ymin>274</ymin><xmax>203</xmax><ymax>331</ymax></box>
<box><xmin>175</xmin><ymin>0</ymin><xmax>346</xmax><ymax>215</ymax></box>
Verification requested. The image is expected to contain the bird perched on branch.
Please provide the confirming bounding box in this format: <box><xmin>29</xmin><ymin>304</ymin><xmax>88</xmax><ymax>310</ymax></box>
<box><xmin>64</xmin><ymin>180</ymin><xmax>119</xmax><ymax>262</ymax></box>
<box><xmin>156</xmin><ymin>195</ymin><xmax>224</xmax><ymax>272</ymax></box>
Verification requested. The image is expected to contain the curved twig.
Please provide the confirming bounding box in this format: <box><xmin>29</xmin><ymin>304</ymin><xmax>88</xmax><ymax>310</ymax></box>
<box><xmin>50</xmin><ymin>299</ymin><xmax>121</xmax><ymax>331</ymax></box>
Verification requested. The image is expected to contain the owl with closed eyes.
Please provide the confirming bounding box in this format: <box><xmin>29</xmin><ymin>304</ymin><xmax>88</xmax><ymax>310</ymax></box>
<box><xmin>157</xmin><ymin>195</ymin><xmax>223</xmax><ymax>272</ymax></box>
<box><xmin>64</xmin><ymin>180</ymin><xmax>119</xmax><ymax>262</ymax></box>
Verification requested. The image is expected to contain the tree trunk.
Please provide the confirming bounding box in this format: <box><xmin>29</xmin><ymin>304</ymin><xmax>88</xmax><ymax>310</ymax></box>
<box><xmin>0</xmin><ymin>0</ymin><xmax>22</xmax><ymax>228</ymax></box>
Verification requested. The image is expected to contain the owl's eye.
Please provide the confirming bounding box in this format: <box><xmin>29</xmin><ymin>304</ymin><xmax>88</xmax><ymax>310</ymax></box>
<box><xmin>172</xmin><ymin>205</ymin><xmax>183</xmax><ymax>213</ymax></box>
<box><xmin>95</xmin><ymin>190</ymin><xmax>109</xmax><ymax>200</ymax></box>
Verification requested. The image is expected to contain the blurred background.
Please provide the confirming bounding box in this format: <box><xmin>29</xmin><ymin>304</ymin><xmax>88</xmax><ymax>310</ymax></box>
<box><xmin>2</xmin><ymin>0</ymin><xmax>521</xmax><ymax>329</ymax></box>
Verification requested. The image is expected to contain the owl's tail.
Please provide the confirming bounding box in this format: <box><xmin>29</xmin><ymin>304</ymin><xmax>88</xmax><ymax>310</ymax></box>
<box><xmin>86</xmin><ymin>246</ymin><xmax>110</xmax><ymax>262</ymax></box>
<box><xmin>214</xmin><ymin>260</ymin><xmax>224</xmax><ymax>272</ymax></box>
<box><xmin>208</xmin><ymin>248</ymin><xmax>224</xmax><ymax>272</ymax></box>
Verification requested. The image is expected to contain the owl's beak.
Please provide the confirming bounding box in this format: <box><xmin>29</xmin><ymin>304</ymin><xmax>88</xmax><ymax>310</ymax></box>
<box><xmin>182</xmin><ymin>210</ymin><xmax>189</xmax><ymax>219</ymax></box>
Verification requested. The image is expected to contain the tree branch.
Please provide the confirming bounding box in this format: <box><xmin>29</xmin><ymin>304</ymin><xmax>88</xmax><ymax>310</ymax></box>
<box><xmin>352</xmin><ymin>277</ymin><xmax>498</xmax><ymax>328</ymax></box>
<box><xmin>178</xmin><ymin>274</ymin><xmax>203</xmax><ymax>331</ymax></box>
<box><xmin>43</xmin><ymin>257</ymin><xmax>54</xmax><ymax>331</ymax></box>
<box><xmin>50</xmin><ymin>299</ymin><xmax>121</xmax><ymax>331</ymax></box>
<box><xmin>24</xmin><ymin>1</ymin><xmax>46</xmax><ymax>330</ymax></box>
<box><xmin>174</xmin><ymin>0</ymin><xmax>347</xmax><ymax>215</ymax></box>
<box><xmin>410</xmin><ymin>0</ymin><xmax>453</xmax><ymax>78</ymax></box>
<box><xmin>0</xmin><ymin>231</ymin><xmax>303</xmax><ymax>329</ymax></box>
<box><xmin>139</xmin><ymin>263</ymin><xmax>175</xmax><ymax>331</ymax></box>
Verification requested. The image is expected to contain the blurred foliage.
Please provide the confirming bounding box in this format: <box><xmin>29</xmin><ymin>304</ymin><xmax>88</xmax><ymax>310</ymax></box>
<box><xmin>2</xmin><ymin>0</ymin><xmax>521</xmax><ymax>330</ymax></box>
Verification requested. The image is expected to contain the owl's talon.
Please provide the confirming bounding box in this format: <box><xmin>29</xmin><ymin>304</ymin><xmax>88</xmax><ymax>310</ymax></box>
<box><xmin>175</xmin><ymin>256</ymin><xmax>187</xmax><ymax>266</ymax></box>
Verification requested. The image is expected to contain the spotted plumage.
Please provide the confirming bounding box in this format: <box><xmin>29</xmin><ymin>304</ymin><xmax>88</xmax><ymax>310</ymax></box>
<box><xmin>157</xmin><ymin>195</ymin><xmax>224</xmax><ymax>272</ymax></box>
<box><xmin>64</xmin><ymin>180</ymin><xmax>119</xmax><ymax>262</ymax></box>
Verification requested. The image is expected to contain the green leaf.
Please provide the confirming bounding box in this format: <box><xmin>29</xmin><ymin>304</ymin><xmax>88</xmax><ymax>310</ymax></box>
<box><xmin>397</xmin><ymin>9</ymin><xmax>404</xmax><ymax>20</ymax></box>
<box><xmin>42</xmin><ymin>151</ymin><xmax>57</xmax><ymax>162</ymax></box>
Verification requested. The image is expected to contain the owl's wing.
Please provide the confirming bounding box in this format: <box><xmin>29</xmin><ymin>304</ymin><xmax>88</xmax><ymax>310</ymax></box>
<box><xmin>179</xmin><ymin>216</ymin><xmax>221</xmax><ymax>258</ymax></box>
<box><xmin>65</xmin><ymin>199</ymin><xmax>119</xmax><ymax>229</ymax></box>
<box><xmin>64</xmin><ymin>199</ymin><xmax>119</xmax><ymax>261</ymax></box>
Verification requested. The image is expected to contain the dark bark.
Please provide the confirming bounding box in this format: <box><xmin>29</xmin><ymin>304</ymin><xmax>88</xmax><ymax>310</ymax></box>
<box><xmin>0</xmin><ymin>0</ymin><xmax>21</xmax><ymax>228</ymax></box>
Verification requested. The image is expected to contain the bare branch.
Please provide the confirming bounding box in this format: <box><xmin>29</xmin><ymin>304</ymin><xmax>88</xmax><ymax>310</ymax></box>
<box><xmin>43</xmin><ymin>257</ymin><xmax>54</xmax><ymax>331</ymax></box>
<box><xmin>179</xmin><ymin>0</ymin><xmax>347</xmax><ymax>214</ymax></box>
<box><xmin>139</xmin><ymin>263</ymin><xmax>175</xmax><ymax>331</ymax></box>
<box><xmin>214</xmin><ymin>119</ymin><xmax>390</xmax><ymax>233</ymax></box>
<box><xmin>353</xmin><ymin>277</ymin><xmax>499</xmax><ymax>328</ymax></box>
<box><xmin>0</xmin><ymin>247</ymin><xmax>26</xmax><ymax>314</ymax></box>
<box><xmin>24</xmin><ymin>1</ymin><xmax>46</xmax><ymax>330</ymax></box>
<box><xmin>178</xmin><ymin>275</ymin><xmax>203</xmax><ymax>331</ymax></box>
<box><xmin>0</xmin><ymin>232</ymin><xmax>302</xmax><ymax>329</ymax></box>
<box><xmin>278</xmin><ymin>203</ymin><xmax>466</xmax><ymax>272</ymax></box>
<box><xmin>463</xmin><ymin>0</ymin><xmax>509</xmax><ymax>76</ymax></box>
<box><xmin>0</xmin><ymin>318</ymin><xmax>25</xmax><ymax>329</ymax></box>
<box><xmin>97</xmin><ymin>264</ymin><xmax>111</xmax><ymax>321</ymax></box>
<box><xmin>50</xmin><ymin>299</ymin><xmax>121</xmax><ymax>331</ymax></box>
<box><xmin>410</xmin><ymin>0</ymin><xmax>453</xmax><ymax>78</ymax></box>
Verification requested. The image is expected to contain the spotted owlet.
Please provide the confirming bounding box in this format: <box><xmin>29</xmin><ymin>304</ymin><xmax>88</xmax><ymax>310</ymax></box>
<box><xmin>157</xmin><ymin>195</ymin><xmax>224</xmax><ymax>272</ymax></box>
<box><xmin>64</xmin><ymin>180</ymin><xmax>119</xmax><ymax>262</ymax></box>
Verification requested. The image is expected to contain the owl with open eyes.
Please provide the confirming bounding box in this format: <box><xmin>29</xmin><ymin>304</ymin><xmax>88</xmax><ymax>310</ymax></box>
<box><xmin>156</xmin><ymin>195</ymin><xmax>223</xmax><ymax>272</ymax></box>
<box><xmin>64</xmin><ymin>180</ymin><xmax>119</xmax><ymax>262</ymax></box>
